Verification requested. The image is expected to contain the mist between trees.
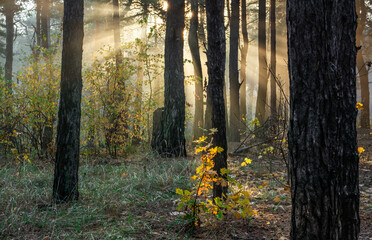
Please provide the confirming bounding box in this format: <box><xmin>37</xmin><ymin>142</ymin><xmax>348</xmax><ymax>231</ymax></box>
<box><xmin>0</xmin><ymin>0</ymin><xmax>371</xmax><ymax>239</ymax></box>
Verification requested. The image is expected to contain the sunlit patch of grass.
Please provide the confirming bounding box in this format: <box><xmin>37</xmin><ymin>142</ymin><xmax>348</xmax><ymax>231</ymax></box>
<box><xmin>0</xmin><ymin>154</ymin><xmax>196</xmax><ymax>239</ymax></box>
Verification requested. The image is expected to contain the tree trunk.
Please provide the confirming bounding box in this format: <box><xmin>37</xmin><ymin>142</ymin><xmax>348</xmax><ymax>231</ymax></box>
<box><xmin>199</xmin><ymin>4</ymin><xmax>212</xmax><ymax>131</ymax></box>
<box><xmin>134</xmin><ymin>5</ymin><xmax>149</xmax><ymax>144</ymax></box>
<box><xmin>41</xmin><ymin>0</ymin><xmax>53</xmax><ymax>157</ymax></box>
<box><xmin>152</xmin><ymin>0</ymin><xmax>186</xmax><ymax>157</ymax></box>
<box><xmin>206</xmin><ymin>0</ymin><xmax>228</xmax><ymax>199</ymax></box>
<box><xmin>229</xmin><ymin>0</ymin><xmax>240</xmax><ymax>142</ymax></box>
<box><xmin>41</xmin><ymin>0</ymin><xmax>50</xmax><ymax>49</ymax></box>
<box><xmin>189</xmin><ymin>0</ymin><xmax>204</xmax><ymax>140</ymax></box>
<box><xmin>356</xmin><ymin>0</ymin><xmax>370</xmax><ymax>129</ymax></box>
<box><xmin>35</xmin><ymin>0</ymin><xmax>41</xmax><ymax>49</ymax></box>
<box><xmin>4</xmin><ymin>0</ymin><xmax>14</xmax><ymax>91</ymax></box>
<box><xmin>240</xmin><ymin>0</ymin><xmax>248</xmax><ymax>133</ymax></box>
<box><xmin>269</xmin><ymin>0</ymin><xmax>276</xmax><ymax>119</ymax></box>
<box><xmin>287</xmin><ymin>1</ymin><xmax>360</xmax><ymax>239</ymax></box>
<box><xmin>53</xmin><ymin>0</ymin><xmax>84</xmax><ymax>203</ymax></box>
<box><xmin>255</xmin><ymin>0</ymin><xmax>267</xmax><ymax>124</ymax></box>
<box><xmin>113</xmin><ymin>0</ymin><xmax>121</xmax><ymax>63</ymax></box>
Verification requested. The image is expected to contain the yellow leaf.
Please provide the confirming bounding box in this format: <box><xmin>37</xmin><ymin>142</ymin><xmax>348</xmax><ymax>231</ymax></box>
<box><xmin>209</xmin><ymin>147</ymin><xmax>218</xmax><ymax>155</ymax></box>
<box><xmin>358</xmin><ymin>147</ymin><xmax>365</xmax><ymax>154</ymax></box>
<box><xmin>244</xmin><ymin>158</ymin><xmax>252</xmax><ymax>164</ymax></box>
<box><xmin>241</xmin><ymin>162</ymin><xmax>247</xmax><ymax>167</ymax></box>
<box><xmin>209</xmin><ymin>128</ymin><xmax>218</xmax><ymax>135</ymax></box>
<box><xmin>274</xmin><ymin>197</ymin><xmax>281</xmax><ymax>203</ymax></box>
<box><xmin>217</xmin><ymin>147</ymin><xmax>224</xmax><ymax>153</ymax></box>
<box><xmin>356</xmin><ymin>102</ymin><xmax>364</xmax><ymax>110</ymax></box>
<box><xmin>193</xmin><ymin>136</ymin><xmax>207</xmax><ymax>144</ymax></box>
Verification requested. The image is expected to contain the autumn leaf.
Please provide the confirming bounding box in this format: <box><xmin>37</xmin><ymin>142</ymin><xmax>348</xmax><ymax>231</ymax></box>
<box><xmin>209</xmin><ymin>146</ymin><xmax>218</xmax><ymax>155</ymax></box>
<box><xmin>244</xmin><ymin>158</ymin><xmax>252</xmax><ymax>164</ymax></box>
<box><xmin>358</xmin><ymin>147</ymin><xmax>365</xmax><ymax>154</ymax></box>
<box><xmin>209</xmin><ymin>128</ymin><xmax>218</xmax><ymax>135</ymax></box>
<box><xmin>356</xmin><ymin>102</ymin><xmax>364</xmax><ymax>110</ymax></box>
<box><xmin>193</xmin><ymin>136</ymin><xmax>207</xmax><ymax>144</ymax></box>
<box><xmin>274</xmin><ymin>196</ymin><xmax>281</xmax><ymax>203</ymax></box>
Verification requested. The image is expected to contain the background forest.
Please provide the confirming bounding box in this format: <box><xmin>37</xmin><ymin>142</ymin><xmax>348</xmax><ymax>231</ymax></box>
<box><xmin>0</xmin><ymin>0</ymin><xmax>371</xmax><ymax>239</ymax></box>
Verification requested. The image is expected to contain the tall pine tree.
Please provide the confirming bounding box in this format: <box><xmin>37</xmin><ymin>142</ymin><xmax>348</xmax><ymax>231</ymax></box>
<box><xmin>53</xmin><ymin>0</ymin><xmax>84</xmax><ymax>203</ymax></box>
<box><xmin>287</xmin><ymin>0</ymin><xmax>360</xmax><ymax>238</ymax></box>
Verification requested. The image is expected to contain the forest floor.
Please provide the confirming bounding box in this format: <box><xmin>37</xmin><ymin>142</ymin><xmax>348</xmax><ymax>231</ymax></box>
<box><xmin>0</xmin><ymin>130</ymin><xmax>371</xmax><ymax>240</ymax></box>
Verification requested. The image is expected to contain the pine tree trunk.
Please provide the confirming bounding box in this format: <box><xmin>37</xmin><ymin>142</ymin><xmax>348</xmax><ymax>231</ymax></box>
<box><xmin>356</xmin><ymin>0</ymin><xmax>370</xmax><ymax>129</ymax></box>
<box><xmin>199</xmin><ymin>5</ymin><xmax>212</xmax><ymax>131</ymax></box>
<box><xmin>189</xmin><ymin>0</ymin><xmax>204</xmax><ymax>140</ymax></box>
<box><xmin>134</xmin><ymin>6</ymin><xmax>148</xmax><ymax>144</ymax></box>
<box><xmin>287</xmin><ymin>1</ymin><xmax>360</xmax><ymax>239</ymax></box>
<box><xmin>255</xmin><ymin>0</ymin><xmax>267</xmax><ymax>124</ymax></box>
<box><xmin>35</xmin><ymin>0</ymin><xmax>41</xmax><ymax>49</ymax></box>
<box><xmin>229</xmin><ymin>0</ymin><xmax>240</xmax><ymax>142</ymax></box>
<box><xmin>240</xmin><ymin>0</ymin><xmax>248</xmax><ymax>133</ymax></box>
<box><xmin>41</xmin><ymin>0</ymin><xmax>50</xmax><ymax>49</ymax></box>
<box><xmin>188</xmin><ymin>0</ymin><xmax>204</xmax><ymax>139</ymax></box>
<box><xmin>152</xmin><ymin>0</ymin><xmax>186</xmax><ymax>157</ymax></box>
<box><xmin>3</xmin><ymin>0</ymin><xmax>15</xmax><ymax>153</ymax></box>
<box><xmin>53</xmin><ymin>0</ymin><xmax>84</xmax><ymax>203</ymax></box>
<box><xmin>41</xmin><ymin>0</ymin><xmax>53</xmax><ymax>157</ymax></box>
<box><xmin>206</xmin><ymin>0</ymin><xmax>228</xmax><ymax>199</ymax></box>
<box><xmin>4</xmin><ymin>0</ymin><xmax>14</xmax><ymax>91</ymax></box>
<box><xmin>269</xmin><ymin>0</ymin><xmax>276</xmax><ymax>119</ymax></box>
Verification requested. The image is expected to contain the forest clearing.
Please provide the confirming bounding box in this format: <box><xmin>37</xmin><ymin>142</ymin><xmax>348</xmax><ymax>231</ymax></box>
<box><xmin>1</xmin><ymin>0</ymin><xmax>371</xmax><ymax>239</ymax></box>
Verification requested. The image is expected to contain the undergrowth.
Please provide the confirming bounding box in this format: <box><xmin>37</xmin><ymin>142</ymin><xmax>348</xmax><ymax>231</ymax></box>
<box><xmin>0</xmin><ymin>154</ymin><xmax>195</xmax><ymax>239</ymax></box>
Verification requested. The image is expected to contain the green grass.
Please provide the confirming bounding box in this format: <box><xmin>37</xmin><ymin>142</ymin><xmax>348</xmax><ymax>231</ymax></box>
<box><xmin>0</xmin><ymin>154</ymin><xmax>196</xmax><ymax>239</ymax></box>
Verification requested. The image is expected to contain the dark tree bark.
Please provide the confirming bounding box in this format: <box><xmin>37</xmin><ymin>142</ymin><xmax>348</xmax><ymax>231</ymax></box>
<box><xmin>229</xmin><ymin>0</ymin><xmax>240</xmax><ymax>142</ymax></box>
<box><xmin>287</xmin><ymin>0</ymin><xmax>360</xmax><ymax>239</ymax></box>
<box><xmin>152</xmin><ymin>0</ymin><xmax>186</xmax><ymax>157</ymax></box>
<box><xmin>240</xmin><ymin>0</ymin><xmax>248</xmax><ymax>132</ymax></box>
<box><xmin>199</xmin><ymin>4</ymin><xmax>212</xmax><ymax>131</ymax></box>
<box><xmin>255</xmin><ymin>0</ymin><xmax>267</xmax><ymax>124</ymax></box>
<box><xmin>206</xmin><ymin>0</ymin><xmax>228</xmax><ymax>199</ymax></box>
<box><xmin>189</xmin><ymin>0</ymin><xmax>204</xmax><ymax>140</ymax></box>
<box><xmin>356</xmin><ymin>0</ymin><xmax>370</xmax><ymax>129</ymax></box>
<box><xmin>53</xmin><ymin>0</ymin><xmax>84</xmax><ymax>203</ymax></box>
<box><xmin>269</xmin><ymin>0</ymin><xmax>276</xmax><ymax>119</ymax></box>
<box><xmin>4</xmin><ymin>0</ymin><xmax>14</xmax><ymax>91</ymax></box>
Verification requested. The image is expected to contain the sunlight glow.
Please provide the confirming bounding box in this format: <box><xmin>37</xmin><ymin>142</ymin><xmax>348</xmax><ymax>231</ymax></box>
<box><xmin>163</xmin><ymin>1</ymin><xmax>168</xmax><ymax>11</ymax></box>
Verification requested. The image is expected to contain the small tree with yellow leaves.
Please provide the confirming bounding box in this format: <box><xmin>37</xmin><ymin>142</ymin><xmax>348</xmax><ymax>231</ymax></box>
<box><xmin>176</xmin><ymin>130</ymin><xmax>256</xmax><ymax>228</ymax></box>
